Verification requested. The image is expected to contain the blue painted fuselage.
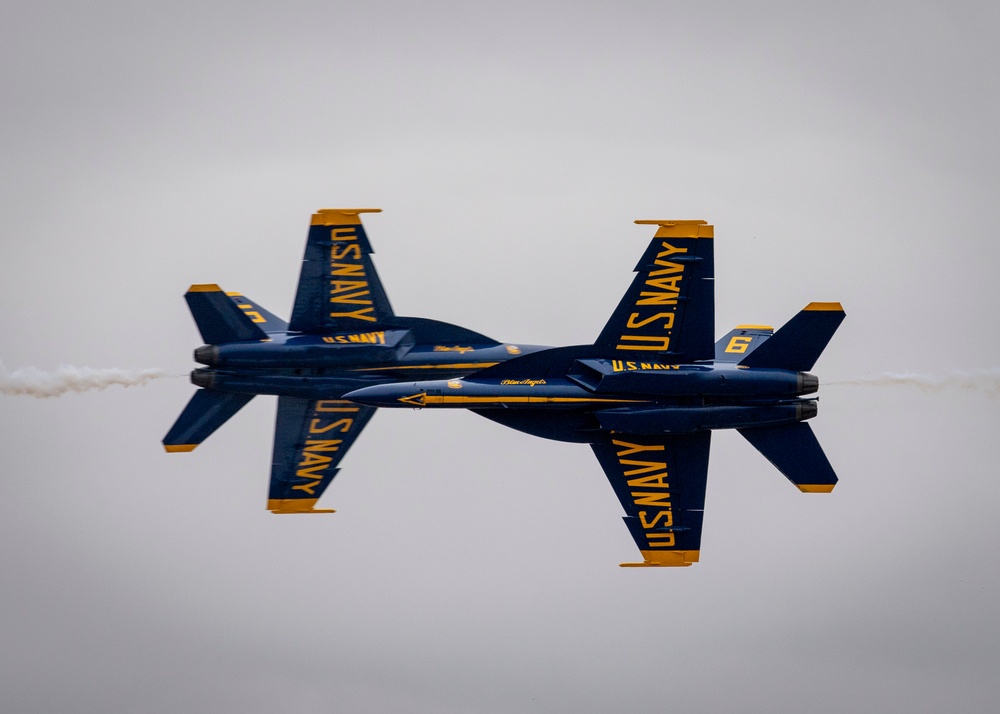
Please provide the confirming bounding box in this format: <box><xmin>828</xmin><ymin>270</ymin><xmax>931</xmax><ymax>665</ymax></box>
<box><xmin>344</xmin><ymin>355</ymin><xmax>819</xmax><ymax>440</ymax></box>
<box><xmin>191</xmin><ymin>326</ymin><xmax>545</xmax><ymax>400</ymax></box>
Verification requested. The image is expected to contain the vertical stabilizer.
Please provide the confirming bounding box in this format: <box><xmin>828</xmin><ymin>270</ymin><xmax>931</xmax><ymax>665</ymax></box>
<box><xmin>737</xmin><ymin>302</ymin><xmax>845</xmax><ymax>371</ymax></box>
<box><xmin>714</xmin><ymin>325</ymin><xmax>774</xmax><ymax>363</ymax></box>
<box><xmin>185</xmin><ymin>284</ymin><xmax>269</xmax><ymax>344</ymax></box>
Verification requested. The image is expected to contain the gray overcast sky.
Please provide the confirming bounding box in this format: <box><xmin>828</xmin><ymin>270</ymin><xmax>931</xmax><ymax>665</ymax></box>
<box><xmin>2</xmin><ymin>2</ymin><xmax>999</xmax><ymax>712</ymax></box>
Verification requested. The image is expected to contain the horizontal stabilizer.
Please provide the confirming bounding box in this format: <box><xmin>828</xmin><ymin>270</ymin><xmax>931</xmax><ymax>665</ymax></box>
<box><xmin>738</xmin><ymin>302</ymin><xmax>845</xmax><ymax>371</ymax></box>
<box><xmin>163</xmin><ymin>389</ymin><xmax>254</xmax><ymax>452</ymax></box>
<box><xmin>738</xmin><ymin>422</ymin><xmax>838</xmax><ymax>492</ymax></box>
<box><xmin>185</xmin><ymin>284</ymin><xmax>269</xmax><ymax>344</ymax></box>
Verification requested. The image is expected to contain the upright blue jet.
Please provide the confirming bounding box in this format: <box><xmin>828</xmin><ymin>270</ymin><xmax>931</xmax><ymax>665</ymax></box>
<box><xmin>163</xmin><ymin>209</ymin><xmax>543</xmax><ymax>513</ymax></box>
<box><xmin>346</xmin><ymin>220</ymin><xmax>846</xmax><ymax>567</ymax></box>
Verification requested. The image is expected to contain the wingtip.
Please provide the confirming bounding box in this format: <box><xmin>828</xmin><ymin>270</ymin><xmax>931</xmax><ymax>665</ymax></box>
<box><xmin>267</xmin><ymin>498</ymin><xmax>336</xmax><ymax>514</ymax></box>
<box><xmin>797</xmin><ymin>484</ymin><xmax>836</xmax><ymax>493</ymax></box>
<box><xmin>163</xmin><ymin>443</ymin><xmax>198</xmax><ymax>453</ymax></box>
<box><xmin>620</xmin><ymin>550</ymin><xmax>700</xmax><ymax>567</ymax></box>
<box><xmin>311</xmin><ymin>208</ymin><xmax>382</xmax><ymax>225</ymax></box>
<box><xmin>804</xmin><ymin>302</ymin><xmax>844</xmax><ymax>312</ymax></box>
<box><xmin>634</xmin><ymin>220</ymin><xmax>713</xmax><ymax>239</ymax></box>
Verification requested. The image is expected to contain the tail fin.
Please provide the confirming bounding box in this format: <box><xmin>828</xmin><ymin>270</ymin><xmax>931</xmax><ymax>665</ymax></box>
<box><xmin>163</xmin><ymin>389</ymin><xmax>254</xmax><ymax>452</ymax></box>
<box><xmin>714</xmin><ymin>325</ymin><xmax>774</xmax><ymax>363</ymax></box>
<box><xmin>224</xmin><ymin>291</ymin><xmax>288</xmax><ymax>333</ymax></box>
<box><xmin>737</xmin><ymin>302</ymin><xmax>845</xmax><ymax>371</ymax></box>
<box><xmin>184</xmin><ymin>284</ymin><xmax>269</xmax><ymax>344</ymax></box>
<box><xmin>738</xmin><ymin>422</ymin><xmax>838</xmax><ymax>492</ymax></box>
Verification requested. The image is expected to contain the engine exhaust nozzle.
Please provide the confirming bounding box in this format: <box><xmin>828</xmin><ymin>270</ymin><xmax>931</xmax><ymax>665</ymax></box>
<box><xmin>798</xmin><ymin>372</ymin><xmax>819</xmax><ymax>395</ymax></box>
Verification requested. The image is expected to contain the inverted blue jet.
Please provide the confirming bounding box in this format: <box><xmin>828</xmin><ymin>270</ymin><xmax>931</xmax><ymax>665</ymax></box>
<box><xmin>345</xmin><ymin>220</ymin><xmax>845</xmax><ymax>567</ymax></box>
<box><xmin>163</xmin><ymin>208</ymin><xmax>544</xmax><ymax>513</ymax></box>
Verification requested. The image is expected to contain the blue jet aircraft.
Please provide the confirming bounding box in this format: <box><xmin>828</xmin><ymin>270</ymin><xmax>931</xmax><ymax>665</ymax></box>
<box><xmin>163</xmin><ymin>208</ymin><xmax>544</xmax><ymax>513</ymax></box>
<box><xmin>345</xmin><ymin>219</ymin><xmax>845</xmax><ymax>567</ymax></box>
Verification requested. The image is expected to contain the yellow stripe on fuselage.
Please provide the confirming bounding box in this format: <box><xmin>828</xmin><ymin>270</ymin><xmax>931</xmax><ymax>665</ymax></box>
<box><xmin>401</xmin><ymin>394</ymin><xmax>649</xmax><ymax>406</ymax></box>
<box><xmin>351</xmin><ymin>362</ymin><xmax>500</xmax><ymax>372</ymax></box>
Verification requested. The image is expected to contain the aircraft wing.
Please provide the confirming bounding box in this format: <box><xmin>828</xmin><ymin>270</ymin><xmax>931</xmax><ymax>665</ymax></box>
<box><xmin>267</xmin><ymin>397</ymin><xmax>377</xmax><ymax>513</ymax></box>
<box><xmin>595</xmin><ymin>220</ymin><xmax>714</xmax><ymax>362</ymax></box>
<box><xmin>288</xmin><ymin>208</ymin><xmax>395</xmax><ymax>334</ymax></box>
<box><xmin>591</xmin><ymin>431</ymin><xmax>710</xmax><ymax>566</ymax></box>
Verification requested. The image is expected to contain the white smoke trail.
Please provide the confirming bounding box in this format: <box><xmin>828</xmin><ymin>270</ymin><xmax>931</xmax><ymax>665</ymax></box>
<box><xmin>826</xmin><ymin>369</ymin><xmax>1000</xmax><ymax>396</ymax></box>
<box><xmin>0</xmin><ymin>361</ymin><xmax>167</xmax><ymax>398</ymax></box>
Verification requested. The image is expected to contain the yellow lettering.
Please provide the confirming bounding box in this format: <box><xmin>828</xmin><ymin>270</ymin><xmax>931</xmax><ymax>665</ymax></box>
<box><xmin>657</xmin><ymin>242</ymin><xmax>688</xmax><ymax>258</ymax></box>
<box><xmin>329</xmin><ymin>290</ymin><xmax>372</xmax><ymax>305</ymax></box>
<box><xmin>295</xmin><ymin>463</ymin><xmax>329</xmax><ymax>478</ymax></box>
<box><xmin>612</xmin><ymin>440</ymin><xmax>666</xmax><ymax>457</ymax></box>
<box><xmin>298</xmin><ymin>452</ymin><xmax>332</xmax><ymax>468</ymax></box>
<box><xmin>309</xmin><ymin>419</ymin><xmax>339</xmax><ymax>434</ymax></box>
<box><xmin>640</xmin><ymin>510</ymin><xmax>674</xmax><ymax>528</ymax></box>
<box><xmin>625</xmin><ymin>312</ymin><xmax>675</xmax><ymax>330</ymax></box>
<box><xmin>331</xmin><ymin>227</ymin><xmax>357</xmax><ymax>241</ymax></box>
<box><xmin>648</xmin><ymin>260</ymin><xmax>685</xmax><ymax>275</ymax></box>
<box><xmin>331</xmin><ymin>244</ymin><xmax>361</xmax><ymax>260</ymax></box>
<box><xmin>329</xmin><ymin>308</ymin><xmax>377</xmax><ymax>322</ymax></box>
<box><xmin>646</xmin><ymin>533</ymin><xmax>676</xmax><ymax>547</ymax></box>
<box><xmin>292</xmin><ymin>481</ymin><xmax>320</xmax><ymax>494</ymax></box>
<box><xmin>616</xmin><ymin>335</ymin><xmax>671</xmax><ymax>351</ymax></box>
<box><xmin>621</xmin><ymin>459</ymin><xmax>668</xmax><ymax>477</ymax></box>
<box><xmin>725</xmin><ymin>336</ymin><xmax>753</xmax><ymax>354</ymax></box>
<box><xmin>305</xmin><ymin>440</ymin><xmax>342</xmax><ymax>451</ymax></box>
<box><xmin>645</xmin><ymin>276</ymin><xmax>682</xmax><ymax>292</ymax></box>
<box><xmin>612</xmin><ymin>360</ymin><xmax>624</xmax><ymax>372</ymax></box>
<box><xmin>331</xmin><ymin>262</ymin><xmax>365</xmax><ymax>276</ymax></box>
<box><xmin>632</xmin><ymin>492</ymin><xmax>672</xmax><ymax>507</ymax></box>
<box><xmin>636</xmin><ymin>292</ymin><xmax>679</xmax><ymax>306</ymax></box>
<box><xmin>627</xmin><ymin>472</ymin><xmax>670</xmax><ymax>488</ymax></box>
<box><xmin>325</xmin><ymin>418</ymin><xmax>354</xmax><ymax>433</ymax></box>
<box><xmin>315</xmin><ymin>401</ymin><xmax>359</xmax><ymax>412</ymax></box>
<box><xmin>329</xmin><ymin>280</ymin><xmax>369</xmax><ymax>294</ymax></box>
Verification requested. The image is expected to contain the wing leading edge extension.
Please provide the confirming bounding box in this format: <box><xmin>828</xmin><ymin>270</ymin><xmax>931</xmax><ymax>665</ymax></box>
<box><xmin>591</xmin><ymin>431</ymin><xmax>711</xmax><ymax>567</ymax></box>
<box><xmin>268</xmin><ymin>397</ymin><xmax>377</xmax><ymax>513</ymax></box>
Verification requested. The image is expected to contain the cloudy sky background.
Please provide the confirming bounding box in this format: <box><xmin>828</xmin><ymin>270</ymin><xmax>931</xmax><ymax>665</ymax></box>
<box><xmin>2</xmin><ymin>2</ymin><xmax>998</xmax><ymax>711</ymax></box>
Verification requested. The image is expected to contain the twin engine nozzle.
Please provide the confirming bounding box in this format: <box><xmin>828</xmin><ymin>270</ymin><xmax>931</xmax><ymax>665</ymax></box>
<box><xmin>194</xmin><ymin>345</ymin><xmax>219</xmax><ymax>366</ymax></box>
